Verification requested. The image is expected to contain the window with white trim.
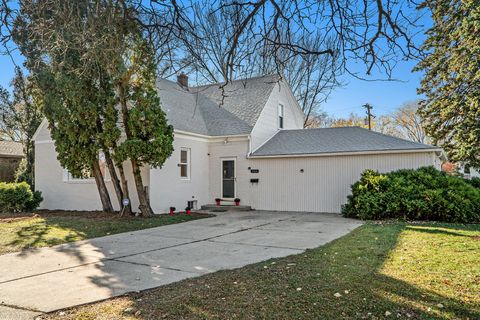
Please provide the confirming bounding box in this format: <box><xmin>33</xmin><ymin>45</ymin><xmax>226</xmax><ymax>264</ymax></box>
<box><xmin>63</xmin><ymin>153</ymin><xmax>109</xmax><ymax>183</ymax></box>
<box><xmin>278</xmin><ymin>104</ymin><xmax>284</xmax><ymax>129</ymax></box>
<box><xmin>179</xmin><ymin>148</ymin><xmax>190</xmax><ymax>179</ymax></box>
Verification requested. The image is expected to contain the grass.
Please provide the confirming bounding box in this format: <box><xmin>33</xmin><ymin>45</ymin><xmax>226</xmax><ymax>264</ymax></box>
<box><xmin>0</xmin><ymin>211</ymin><xmax>211</xmax><ymax>255</ymax></box>
<box><xmin>42</xmin><ymin>221</ymin><xmax>480</xmax><ymax>320</ymax></box>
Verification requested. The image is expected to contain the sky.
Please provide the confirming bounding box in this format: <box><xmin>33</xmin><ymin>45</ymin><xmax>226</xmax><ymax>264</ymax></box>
<box><xmin>323</xmin><ymin>59</ymin><xmax>423</xmax><ymax>119</ymax></box>
<box><xmin>0</xmin><ymin>2</ymin><xmax>430</xmax><ymax>120</ymax></box>
<box><xmin>0</xmin><ymin>51</ymin><xmax>425</xmax><ymax>119</ymax></box>
<box><xmin>0</xmin><ymin>47</ymin><xmax>425</xmax><ymax>120</ymax></box>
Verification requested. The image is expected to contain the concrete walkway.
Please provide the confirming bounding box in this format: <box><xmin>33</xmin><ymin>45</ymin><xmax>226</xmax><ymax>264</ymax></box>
<box><xmin>0</xmin><ymin>211</ymin><xmax>362</xmax><ymax>318</ymax></box>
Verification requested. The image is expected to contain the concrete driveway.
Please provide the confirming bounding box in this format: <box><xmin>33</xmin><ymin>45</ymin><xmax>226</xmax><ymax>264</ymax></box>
<box><xmin>0</xmin><ymin>211</ymin><xmax>362</xmax><ymax>318</ymax></box>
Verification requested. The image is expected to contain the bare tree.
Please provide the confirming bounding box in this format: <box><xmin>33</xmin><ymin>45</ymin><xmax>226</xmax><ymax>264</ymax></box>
<box><xmin>174</xmin><ymin>3</ymin><xmax>341</xmax><ymax>125</ymax></box>
<box><xmin>135</xmin><ymin>0</ymin><xmax>425</xmax><ymax>81</ymax></box>
<box><xmin>2</xmin><ymin>0</ymin><xmax>428</xmax><ymax>78</ymax></box>
<box><xmin>304</xmin><ymin>111</ymin><xmax>332</xmax><ymax>128</ymax></box>
<box><xmin>330</xmin><ymin>113</ymin><xmax>368</xmax><ymax>128</ymax></box>
<box><xmin>393</xmin><ymin>101</ymin><xmax>428</xmax><ymax>143</ymax></box>
<box><xmin>178</xmin><ymin>1</ymin><xmax>254</xmax><ymax>83</ymax></box>
<box><xmin>2</xmin><ymin>0</ymin><xmax>427</xmax><ymax>84</ymax></box>
<box><xmin>2</xmin><ymin>0</ymin><xmax>427</xmax><ymax>131</ymax></box>
<box><xmin>136</xmin><ymin>0</ymin><xmax>424</xmax><ymax>125</ymax></box>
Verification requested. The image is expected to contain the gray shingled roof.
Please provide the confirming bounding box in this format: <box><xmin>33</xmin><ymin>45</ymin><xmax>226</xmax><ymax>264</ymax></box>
<box><xmin>192</xmin><ymin>75</ymin><xmax>279</xmax><ymax>127</ymax></box>
<box><xmin>156</xmin><ymin>75</ymin><xmax>278</xmax><ymax>136</ymax></box>
<box><xmin>0</xmin><ymin>141</ymin><xmax>24</xmax><ymax>157</ymax></box>
<box><xmin>251</xmin><ymin>127</ymin><xmax>439</xmax><ymax>157</ymax></box>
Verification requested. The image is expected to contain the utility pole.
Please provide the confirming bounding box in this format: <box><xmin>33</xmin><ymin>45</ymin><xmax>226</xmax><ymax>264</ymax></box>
<box><xmin>363</xmin><ymin>103</ymin><xmax>375</xmax><ymax>130</ymax></box>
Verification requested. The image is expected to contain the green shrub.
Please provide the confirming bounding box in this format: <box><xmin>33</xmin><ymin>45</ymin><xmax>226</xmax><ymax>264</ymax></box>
<box><xmin>0</xmin><ymin>182</ymin><xmax>43</xmax><ymax>213</ymax></box>
<box><xmin>468</xmin><ymin>177</ymin><xmax>480</xmax><ymax>189</ymax></box>
<box><xmin>26</xmin><ymin>190</ymin><xmax>43</xmax><ymax>211</ymax></box>
<box><xmin>342</xmin><ymin>166</ymin><xmax>480</xmax><ymax>223</ymax></box>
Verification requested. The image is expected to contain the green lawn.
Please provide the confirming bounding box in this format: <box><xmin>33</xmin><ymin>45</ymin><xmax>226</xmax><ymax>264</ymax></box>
<box><xmin>44</xmin><ymin>222</ymin><xmax>480</xmax><ymax>320</ymax></box>
<box><xmin>0</xmin><ymin>211</ymin><xmax>211</xmax><ymax>255</ymax></box>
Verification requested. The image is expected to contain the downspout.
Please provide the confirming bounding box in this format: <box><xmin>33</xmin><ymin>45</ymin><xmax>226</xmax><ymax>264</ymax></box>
<box><xmin>247</xmin><ymin>134</ymin><xmax>252</xmax><ymax>157</ymax></box>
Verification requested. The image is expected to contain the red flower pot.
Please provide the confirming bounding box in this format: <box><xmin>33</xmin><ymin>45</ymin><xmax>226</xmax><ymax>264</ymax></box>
<box><xmin>169</xmin><ymin>207</ymin><xmax>175</xmax><ymax>215</ymax></box>
<box><xmin>215</xmin><ymin>199</ymin><xmax>221</xmax><ymax>206</ymax></box>
<box><xmin>234</xmin><ymin>198</ymin><xmax>241</xmax><ymax>206</ymax></box>
<box><xmin>185</xmin><ymin>207</ymin><xmax>191</xmax><ymax>215</ymax></box>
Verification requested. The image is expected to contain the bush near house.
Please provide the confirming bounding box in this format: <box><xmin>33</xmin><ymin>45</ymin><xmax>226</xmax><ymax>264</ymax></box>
<box><xmin>467</xmin><ymin>177</ymin><xmax>480</xmax><ymax>189</ymax></box>
<box><xmin>0</xmin><ymin>182</ymin><xmax>43</xmax><ymax>213</ymax></box>
<box><xmin>342</xmin><ymin>166</ymin><xmax>480</xmax><ymax>223</ymax></box>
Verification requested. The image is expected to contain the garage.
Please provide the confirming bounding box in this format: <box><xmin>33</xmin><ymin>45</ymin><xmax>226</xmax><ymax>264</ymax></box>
<box><xmin>247</xmin><ymin>127</ymin><xmax>443</xmax><ymax>213</ymax></box>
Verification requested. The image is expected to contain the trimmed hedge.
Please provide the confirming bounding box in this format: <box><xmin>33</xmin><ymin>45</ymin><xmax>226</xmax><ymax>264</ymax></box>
<box><xmin>468</xmin><ymin>177</ymin><xmax>480</xmax><ymax>189</ymax></box>
<box><xmin>342</xmin><ymin>166</ymin><xmax>480</xmax><ymax>223</ymax></box>
<box><xmin>0</xmin><ymin>182</ymin><xmax>43</xmax><ymax>213</ymax></box>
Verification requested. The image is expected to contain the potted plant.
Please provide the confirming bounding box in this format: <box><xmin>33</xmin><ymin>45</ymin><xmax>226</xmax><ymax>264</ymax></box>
<box><xmin>215</xmin><ymin>198</ymin><xmax>221</xmax><ymax>206</ymax></box>
<box><xmin>169</xmin><ymin>207</ymin><xmax>175</xmax><ymax>215</ymax></box>
<box><xmin>234</xmin><ymin>198</ymin><xmax>241</xmax><ymax>206</ymax></box>
<box><xmin>185</xmin><ymin>206</ymin><xmax>191</xmax><ymax>215</ymax></box>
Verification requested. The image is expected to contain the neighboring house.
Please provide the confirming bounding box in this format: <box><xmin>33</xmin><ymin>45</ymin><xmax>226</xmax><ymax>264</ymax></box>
<box><xmin>0</xmin><ymin>140</ymin><xmax>24</xmax><ymax>182</ymax></box>
<box><xmin>442</xmin><ymin>161</ymin><xmax>480</xmax><ymax>179</ymax></box>
<box><xmin>33</xmin><ymin>74</ymin><xmax>444</xmax><ymax>213</ymax></box>
<box><xmin>466</xmin><ymin>168</ymin><xmax>480</xmax><ymax>179</ymax></box>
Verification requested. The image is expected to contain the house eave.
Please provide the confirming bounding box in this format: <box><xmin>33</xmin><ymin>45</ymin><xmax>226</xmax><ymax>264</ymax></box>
<box><xmin>32</xmin><ymin>118</ymin><xmax>48</xmax><ymax>141</ymax></box>
<box><xmin>248</xmin><ymin>148</ymin><xmax>444</xmax><ymax>159</ymax></box>
<box><xmin>174</xmin><ymin>129</ymin><xmax>250</xmax><ymax>142</ymax></box>
<box><xmin>0</xmin><ymin>153</ymin><xmax>24</xmax><ymax>159</ymax></box>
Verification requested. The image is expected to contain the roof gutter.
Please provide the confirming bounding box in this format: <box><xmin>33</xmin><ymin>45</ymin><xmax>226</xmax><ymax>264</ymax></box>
<box><xmin>0</xmin><ymin>153</ymin><xmax>24</xmax><ymax>158</ymax></box>
<box><xmin>248</xmin><ymin>148</ymin><xmax>444</xmax><ymax>159</ymax></box>
<box><xmin>174</xmin><ymin>130</ymin><xmax>250</xmax><ymax>143</ymax></box>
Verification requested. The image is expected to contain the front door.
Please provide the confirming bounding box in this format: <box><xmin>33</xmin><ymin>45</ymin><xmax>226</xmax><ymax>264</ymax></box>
<box><xmin>222</xmin><ymin>159</ymin><xmax>235</xmax><ymax>198</ymax></box>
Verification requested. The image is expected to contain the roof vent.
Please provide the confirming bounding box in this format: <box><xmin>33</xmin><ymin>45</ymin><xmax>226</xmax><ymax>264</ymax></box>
<box><xmin>177</xmin><ymin>73</ymin><xmax>188</xmax><ymax>89</ymax></box>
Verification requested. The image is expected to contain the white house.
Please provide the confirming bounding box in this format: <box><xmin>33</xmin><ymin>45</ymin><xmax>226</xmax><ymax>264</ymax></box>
<box><xmin>33</xmin><ymin>74</ymin><xmax>444</xmax><ymax>213</ymax></box>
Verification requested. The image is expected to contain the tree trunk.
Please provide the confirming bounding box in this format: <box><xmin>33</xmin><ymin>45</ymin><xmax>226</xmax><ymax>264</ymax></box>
<box><xmin>131</xmin><ymin>159</ymin><xmax>153</xmax><ymax>217</ymax></box>
<box><xmin>92</xmin><ymin>159</ymin><xmax>114</xmax><ymax>212</ymax></box>
<box><xmin>27</xmin><ymin>142</ymin><xmax>34</xmax><ymax>190</ymax></box>
<box><xmin>117</xmin><ymin>162</ymin><xmax>133</xmax><ymax>216</ymax></box>
<box><xmin>104</xmin><ymin>150</ymin><xmax>124</xmax><ymax>212</ymax></box>
<box><xmin>117</xmin><ymin>82</ymin><xmax>152</xmax><ymax>216</ymax></box>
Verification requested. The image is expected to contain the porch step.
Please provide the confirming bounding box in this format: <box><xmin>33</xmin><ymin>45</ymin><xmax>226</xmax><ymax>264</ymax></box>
<box><xmin>201</xmin><ymin>204</ymin><xmax>252</xmax><ymax>212</ymax></box>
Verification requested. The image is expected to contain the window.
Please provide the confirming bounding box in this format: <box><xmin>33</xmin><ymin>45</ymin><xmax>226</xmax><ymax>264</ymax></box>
<box><xmin>278</xmin><ymin>104</ymin><xmax>284</xmax><ymax>129</ymax></box>
<box><xmin>179</xmin><ymin>148</ymin><xmax>190</xmax><ymax>179</ymax></box>
<box><xmin>63</xmin><ymin>153</ymin><xmax>108</xmax><ymax>183</ymax></box>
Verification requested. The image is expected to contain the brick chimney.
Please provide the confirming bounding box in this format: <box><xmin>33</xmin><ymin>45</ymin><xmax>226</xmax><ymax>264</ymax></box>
<box><xmin>177</xmin><ymin>73</ymin><xmax>188</xmax><ymax>89</ymax></box>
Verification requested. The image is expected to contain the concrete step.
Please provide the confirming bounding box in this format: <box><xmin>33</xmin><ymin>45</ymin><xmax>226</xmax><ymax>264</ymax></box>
<box><xmin>201</xmin><ymin>204</ymin><xmax>252</xmax><ymax>212</ymax></box>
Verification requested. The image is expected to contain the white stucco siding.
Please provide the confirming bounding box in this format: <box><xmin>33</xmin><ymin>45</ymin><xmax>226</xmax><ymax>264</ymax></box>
<box><xmin>472</xmin><ymin>169</ymin><xmax>480</xmax><ymax>178</ymax></box>
<box><xmin>35</xmin><ymin>141</ymin><xmax>147</xmax><ymax>211</ymax></box>
<box><xmin>250</xmin><ymin>81</ymin><xmax>304</xmax><ymax>151</ymax></box>
<box><xmin>247</xmin><ymin>151</ymin><xmax>438</xmax><ymax>213</ymax></box>
<box><xmin>34</xmin><ymin>123</ymin><xmax>146</xmax><ymax>212</ymax></box>
<box><xmin>149</xmin><ymin>134</ymin><xmax>209</xmax><ymax>213</ymax></box>
<box><xmin>208</xmin><ymin>138</ymin><xmax>251</xmax><ymax>204</ymax></box>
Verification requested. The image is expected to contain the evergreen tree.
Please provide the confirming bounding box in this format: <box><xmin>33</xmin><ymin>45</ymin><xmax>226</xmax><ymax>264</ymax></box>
<box><xmin>13</xmin><ymin>0</ymin><xmax>174</xmax><ymax>215</ymax></box>
<box><xmin>416</xmin><ymin>0</ymin><xmax>480</xmax><ymax>168</ymax></box>
<box><xmin>0</xmin><ymin>68</ymin><xmax>43</xmax><ymax>188</ymax></box>
<box><xmin>37</xmin><ymin>64</ymin><xmax>118</xmax><ymax>212</ymax></box>
<box><xmin>13</xmin><ymin>1</ymin><xmax>119</xmax><ymax>212</ymax></box>
<box><xmin>114</xmin><ymin>37</ymin><xmax>174</xmax><ymax>217</ymax></box>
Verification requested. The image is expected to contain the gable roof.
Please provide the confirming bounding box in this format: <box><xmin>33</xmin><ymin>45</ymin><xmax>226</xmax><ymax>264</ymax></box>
<box><xmin>157</xmin><ymin>75</ymin><xmax>278</xmax><ymax>136</ymax></box>
<box><xmin>0</xmin><ymin>140</ymin><xmax>24</xmax><ymax>157</ymax></box>
<box><xmin>192</xmin><ymin>75</ymin><xmax>279</xmax><ymax>127</ymax></box>
<box><xmin>251</xmin><ymin>127</ymin><xmax>440</xmax><ymax>157</ymax></box>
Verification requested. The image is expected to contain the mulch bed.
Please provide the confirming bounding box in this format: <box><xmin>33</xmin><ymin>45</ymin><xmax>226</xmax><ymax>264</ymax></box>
<box><xmin>0</xmin><ymin>210</ymin><xmax>208</xmax><ymax>223</ymax></box>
